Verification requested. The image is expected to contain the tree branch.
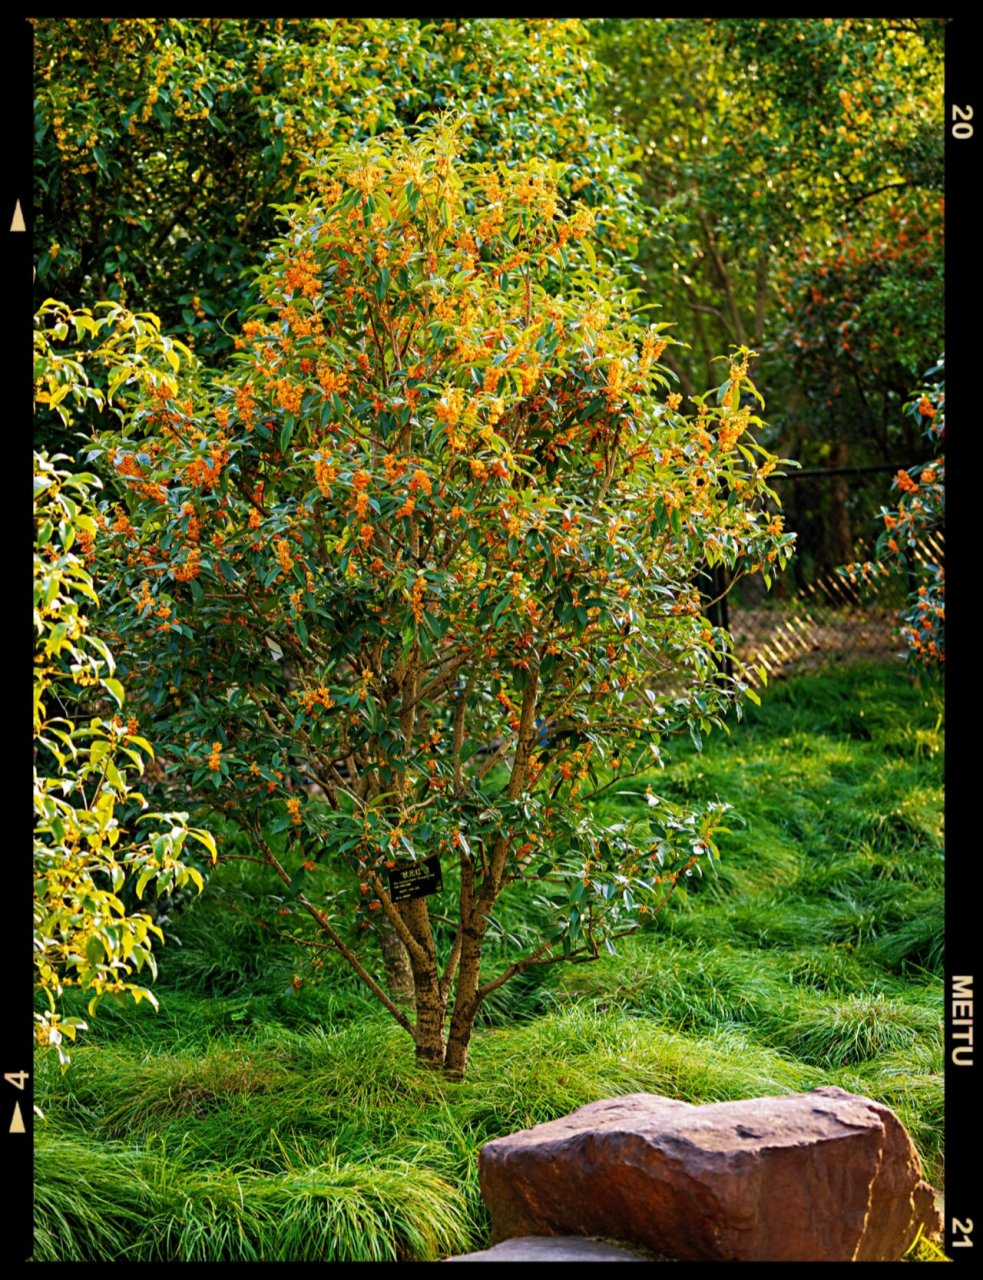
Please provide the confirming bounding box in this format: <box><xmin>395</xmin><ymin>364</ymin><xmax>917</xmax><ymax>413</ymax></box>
<box><xmin>246</xmin><ymin>820</ymin><xmax>415</xmax><ymax>1036</ymax></box>
<box><xmin>847</xmin><ymin>179</ymin><xmax>910</xmax><ymax>207</ymax></box>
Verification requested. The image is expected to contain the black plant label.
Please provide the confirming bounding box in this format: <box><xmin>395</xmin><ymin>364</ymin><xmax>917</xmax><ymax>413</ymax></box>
<box><xmin>387</xmin><ymin>854</ymin><xmax>443</xmax><ymax>903</ymax></box>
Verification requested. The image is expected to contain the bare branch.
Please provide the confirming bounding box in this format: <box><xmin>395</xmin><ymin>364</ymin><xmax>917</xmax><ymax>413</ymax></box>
<box><xmin>246</xmin><ymin>820</ymin><xmax>415</xmax><ymax>1036</ymax></box>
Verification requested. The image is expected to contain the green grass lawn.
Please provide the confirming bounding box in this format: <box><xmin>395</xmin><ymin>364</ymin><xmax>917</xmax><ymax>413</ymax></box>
<box><xmin>35</xmin><ymin>659</ymin><xmax>944</xmax><ymax>1262</ymax></box>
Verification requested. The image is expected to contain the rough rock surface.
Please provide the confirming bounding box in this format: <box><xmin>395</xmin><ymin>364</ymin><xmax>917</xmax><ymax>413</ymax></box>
<box><xmin>479</xmin><ymin>1086</ymin><xmax>940</xmax><ymax>1262</ymax></box>
<box><xmin>444</xmin><ymin>1236</ymin><xmax>650</xmax><ymax>1262</ymax></box>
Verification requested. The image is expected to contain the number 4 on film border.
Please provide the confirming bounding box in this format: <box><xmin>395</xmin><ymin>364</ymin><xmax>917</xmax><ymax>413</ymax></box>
<box><xmin>5</xmin><ymin>1071</ymin><xmax>28</xmax><ymax>1134</ymax></box>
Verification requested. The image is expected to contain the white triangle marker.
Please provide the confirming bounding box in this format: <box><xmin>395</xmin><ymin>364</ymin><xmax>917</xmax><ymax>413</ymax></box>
<box><xmin>10</xmin><ymin>200</ymin><xmax>25</xmax><ymax>232</ymax></box>
<box><xmin>9</xmin><ymin>1101</ymin><xmax>25</xmax><ymax>1133</ymax></box>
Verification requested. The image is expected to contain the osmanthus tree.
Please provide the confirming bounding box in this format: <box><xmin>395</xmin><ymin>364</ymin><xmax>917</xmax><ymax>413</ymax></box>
<box><xmin>92</xmin><ymin>131</ymin><xmax>793</xmax><ymax>1078</ymax></box>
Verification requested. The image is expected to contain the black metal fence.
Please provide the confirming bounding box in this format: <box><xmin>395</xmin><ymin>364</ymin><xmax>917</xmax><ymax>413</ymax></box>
<box><xmin>714</xmin><ymin>464</ymin><xmax>944</xmax><ymax>681</ymax></box>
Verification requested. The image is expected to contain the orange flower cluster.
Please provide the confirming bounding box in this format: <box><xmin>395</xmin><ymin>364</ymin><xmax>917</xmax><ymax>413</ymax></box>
<box><xmin>186</xmin><ymin>455</ymin><xmax>223</xmax><ymax>489</ymax></box>
<box><xmin>605</xmin><ymin>358</ymin><xmax>625</xmax><ymax>410</ymax></box>
<box><xmin>173</xmin><ymin>547</ymin><xmax>202</xmax><ymax>581</ymax></box>
<box><xmin>486</xmin><ymin>396</ymin><xmax>506</xmax><ymax>429</ymax></box>
<box><xmin>435</xmin><ymin>387</ymin><xmax>466</xmax><ymax>445</ymax></box>
<box><xmin>115</xmin><ymin>453</ymin><xmax>144</xmax><ymax>479</ymax></box>
<box><xmin>382</xmin><ymin>453</ymin><xmax>407</xmax><ymax>484</ymax></box>
<box><xmin>234</xmin><ymin>385</ymin><xmax>256</xmax><ymax>429</ymax></box>
<box><xmin>717</xmin><ymin>420</ymin><xmax>745</xmax><ymax>452</ymax></box>
<box><xmin>181</xmin><ymin>502</ymin><xmax>202</xmax><ymax>542</ymax></box>
<box><xmin>147</xmin><ymin>381</ymin><xmax>174</xmax><ymax>425</ymax></box>
<box><xmin>408</xmin><ymin>468</ymin><xmax>432</xmax><ymax>496</ymax></box>
<box><xmin>275</xmin><ymin>537</ymin><xmax>294</xmax><ymax>576</ymax></box>
<box><xmin>317</xmin><ymin>365</ymin><xmax>348</xmax><ymax>398</ymax></box>
<box><xmin>138</xmin><ymin>480</ymin><xmax>168</xmax><ymax>505</ymax></box>
<box><xmin>300</xmin><ymin>685</ymin><xmax>334</xmax><ymax>714</ymax></box>
<box><xmin>517</xmin><ymin>360</ymin><xmax>540</xmax><ymax>396</ymax></box>
<box><xmin>640</xmin><ymin>331</ymin><xmax>667</xmax><ymax>370</ymax></box>
<box><xmin>313</xmin><ymin>453</ymin><xmax>337</xmax><ymax>497</ymax></box>
<box><xmin>283</xmin><ymin>250</ymin><xmax>320</xmax><ymax>299</ymax></box>
<box><xmin>77</xmin><ymin>527</ymin><xmax>96</xmax><ymax>564</ymax></box>
<box><xmin>350</xmin><ymin>468</ymin><xmax>371</xmax><ymax>518</ymax></box>
<box><xmin>283</xmin><ymin>306</ymin><xmax>320</xmax><ymax>341</ymax></box>
<box><xmin>113</xmin><ymin>449</ymin><xmax>169</xmax><ymax>503</ymax></box>
<box><xmin>286</xmin><ymin>796</ymin><xmax>302</xmax><ymax>825</ymax></box>
<box><xmin>409</xmin><ymin>576</ymin><xmax>426</xmax><ymax>622</ymax></box>
<box><xmin>895</xmin><ymin>470</ymin><xmax>919</xmax><ymax>495</ymax></box>
<box><xmin>275</xmin><ymin>378</ymin><xmax>303</xmax><ymax>414</ymax></box>
<box><xmin>917</xmin><ymin>395</ymin><xmax>936</xmax><ymax>418</ymax></box>
<box><xmin>208</xmin><ymin>741</ymin><xmax>222</xmax><ymax>771</ymax></box>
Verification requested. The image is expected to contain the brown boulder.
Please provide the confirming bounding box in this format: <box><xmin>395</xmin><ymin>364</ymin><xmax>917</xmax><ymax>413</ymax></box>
<box><xmin>479</xmin><ymin>1086</ymin><xmax>940</xmax><ymax>1262</ymax></box>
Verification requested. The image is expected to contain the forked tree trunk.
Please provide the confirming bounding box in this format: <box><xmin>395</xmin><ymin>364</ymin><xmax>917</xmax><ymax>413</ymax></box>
<box><xmin>398</xmin><ymin>897</ymin><xmax>446</xmax><ymax>1068</ymax></box>
<box><xmin>393</xmin><ymin>674</ymin><xmax>540</xmax><ymax>1076</ymax></box>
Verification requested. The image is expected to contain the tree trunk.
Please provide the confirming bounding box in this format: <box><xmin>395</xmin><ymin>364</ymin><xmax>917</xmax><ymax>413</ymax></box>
<box><xmin>443</xmin><ymin>916</ymin><xmax>485</xmax><ymax>1080</ymax></box>
<box><xmin>377</xmin><ymin>921</ymin><xmax>414</xmax><ymax>1003</ymax></box>
<box><xmin>398</xmin><ymin>898</ymin><xmax>446</xmax><ymax>1068</ymax></box>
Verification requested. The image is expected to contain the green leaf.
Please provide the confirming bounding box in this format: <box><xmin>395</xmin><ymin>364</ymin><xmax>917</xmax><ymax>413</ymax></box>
<box><xmin>102</xmin><ymin>678</ymin><xmax>125</xmax><ymax>707</ymax></box>
<box><xmin>188</xmin><ymin>828</ymin><xmax>218</xmax><ymax>864</ymax></box>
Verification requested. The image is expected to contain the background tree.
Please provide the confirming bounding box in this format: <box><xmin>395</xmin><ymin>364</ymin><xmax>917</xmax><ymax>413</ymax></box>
<box><xmin>841</xmin><ymin>358</ymin><xmax>945</xmax><ymax>667</ymax></box>
<box><xmin>593</xmin><ymin>19</ymin><xmax>944</xmax><ymax>486</ymax></box>
<box><xmin>774</xmin><ymin>202</ymin><xmax>942</xmax><ymax>564</ymax></box>
<box><xmin>89</xmin><ymin>132</ymin><xmax>792</xmax><ymax>1078</ymax></box>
